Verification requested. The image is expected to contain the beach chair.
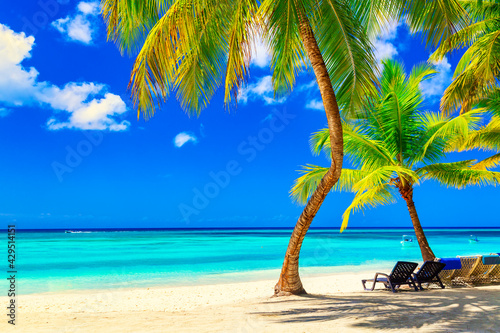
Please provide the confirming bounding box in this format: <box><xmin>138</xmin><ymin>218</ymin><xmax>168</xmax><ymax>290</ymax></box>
<box><xmin>439</xmin><ymin>255</ymin><xmax>500</xmax><ymax>286</ymax></box>
<box><xmin>459</xmin><ymin>255</ymin><xmax>498</xmax><ymax>285</ymax></box>
<box><xmin>412</xmin><ymin>261</ymin><xmax>446</xmax><ymax>290</ymax></box>
<box><xmin>437</xmin><ymin>258</ymin><xmax>462</xmax><ymax>286</ymax></box>
<box><xmin>362</xmin><ymin>261</ymin><xmax>419</xmax><ymax>293</ymax></box>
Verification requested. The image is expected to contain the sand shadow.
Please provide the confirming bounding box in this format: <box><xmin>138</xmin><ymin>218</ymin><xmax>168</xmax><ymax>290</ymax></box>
<box><xmin>252</xmin><ymin>287</ymin><xmax>500</xmax><ymax>332</ymax></box>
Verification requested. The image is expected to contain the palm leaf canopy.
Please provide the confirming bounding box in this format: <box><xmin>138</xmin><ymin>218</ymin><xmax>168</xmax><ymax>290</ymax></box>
<box><xmin>102</xmin><ymin>0</ymin><xmax>468</xmax><ymax>118</ymax></box>
<box><xmin>102</xmin><ymin>0</ymin><xmax>396</xmax><ymax>118</ymax></box>
<box><xmin>431</xmin><ymin>0</ymin><xmax>500</xmax><ymax>114</ymax></box>
<box><xmin>291</xmin><ymin>59</ymin><xmax>500</xmax><ymax>231</ymax></box>
<box><xmin>103</xmin><ymin>0</ymin><xmax>261</xmax><ymax>117</ymax></box>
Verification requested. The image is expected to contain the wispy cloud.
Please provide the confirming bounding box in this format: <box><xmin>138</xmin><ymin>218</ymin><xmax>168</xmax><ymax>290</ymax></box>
<box><xmin>305</xmin><ymin>99</ymin><xmax>324</xmax><ymax>111</ymax></box>
<box><xmin>238</xmin><ymin>76</ymin><xmax>286</xmax><ymax>105</ymax></box>
<box><xmin>420</xmin><ymin>57</ymin><xmax>452</xmax><ymax>101</ymax></box>
<box><xmin>52</xmin><ymin>1</ymin><xmax>100</xmax><ymax>44</ymax></box>
<box><xmin>371</xmin><ymin>20</ymin><xmax>399</xmax><ymax>71</ymax></box>
<box><xmin>297</xmin><ymin>80</ymin><xmax>318</xmax><ymax>92</ymax></box>
<box><xmin>250</xmin><ymin>37</ymin><xmax>271</xmax><ymax>68</ymax></box>
<box><xmin>174</xmin><ymin>132</ymin><xmax>198</xmax><ymax>148</ymax></box>
<box><xmin>0</xmin><ymin>23</ymin><xmax>129</xmax><ymax>131</ymax></box>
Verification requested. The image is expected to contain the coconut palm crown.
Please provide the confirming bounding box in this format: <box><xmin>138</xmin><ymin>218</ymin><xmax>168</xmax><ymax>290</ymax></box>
<box><xmin>292</xmin><ymin>59</ymin><xmax>500</xmax><ymax>261</ymax></box>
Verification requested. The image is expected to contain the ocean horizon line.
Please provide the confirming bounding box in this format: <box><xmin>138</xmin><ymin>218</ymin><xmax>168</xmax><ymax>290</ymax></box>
<box><xmin>2</xmin><ymin>226</ymin><xmax>500</xmax><ymax>233</ymax></box>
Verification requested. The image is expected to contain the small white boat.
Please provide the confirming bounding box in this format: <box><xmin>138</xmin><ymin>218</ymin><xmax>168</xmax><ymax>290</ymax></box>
<box><xmin>469</xmin><ymin>235</ymin><xmax>479</xmax><ymax>243</ymax></box>
<box><xmin>400</xmin><ymin>235</ymin><xmax>415</xmax><ymax>247</ymax></box>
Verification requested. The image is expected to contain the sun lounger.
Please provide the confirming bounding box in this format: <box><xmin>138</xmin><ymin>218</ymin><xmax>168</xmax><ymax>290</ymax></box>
<box><xmin>483</xmin><ymin>255</ymin><xmax>500</xmax><ymax>265</ymax></box>
<box><xmin>362</xmin><ymin>261</ymin><xmax>419</xmax><ymax>293</ymax></box>
<box><xmin>412</xmin><ymin>261</ymin><xmax>446</xmax><ymax>290</ymax></box>
<box><xmin>437</xmin><ymin>258</ymin><xmax>461</xmax><ymax>282</ymax></box>
<box><xmin>438</xmin><ymin>255</ymin><xmax>500</xmax><ymax>286</ymax></box>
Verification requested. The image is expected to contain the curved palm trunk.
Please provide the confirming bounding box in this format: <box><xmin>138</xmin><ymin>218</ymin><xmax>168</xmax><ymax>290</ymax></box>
<box><xmin>274</xmin><ymin>14</ymin><xmax>344</xmax><ymax>296</ymax></box>
<box><xmin>399</xmin><ymin>184</ymin><xmax>436</xmax><ymax>262</ymax></box>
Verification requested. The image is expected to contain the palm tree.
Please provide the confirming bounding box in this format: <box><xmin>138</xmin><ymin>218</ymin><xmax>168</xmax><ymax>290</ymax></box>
<box><xmin>432</xmin><ymin>0</ymin><xmax>500</xmax><ymax>114</ymax></box>
<box><xmin>101</xmin><ymin>0</ymin><xmax>468</xmax><ymax>295</ymax></box>
<box><xmin>292</xmin><ymin>60</ymin><xmax>500</xmax><ymax>261</ymax></box>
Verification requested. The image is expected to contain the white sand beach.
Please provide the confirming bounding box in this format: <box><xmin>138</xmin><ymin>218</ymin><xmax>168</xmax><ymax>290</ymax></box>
<box><xmin>2</xmin><ymin>272</ymin><xmax>499</xmax><ymax>332</ymax></box>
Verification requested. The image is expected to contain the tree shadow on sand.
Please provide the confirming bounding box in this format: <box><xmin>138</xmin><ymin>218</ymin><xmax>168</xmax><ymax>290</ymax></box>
<box><xmin>252</xmin><ymin>287</ymin><xmax>500</xmax><ymax>332</ymax></box>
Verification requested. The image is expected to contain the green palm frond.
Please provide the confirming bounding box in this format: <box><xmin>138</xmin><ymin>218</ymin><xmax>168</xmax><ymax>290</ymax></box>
<box><xmin>461</xmin><ymin>30</ymin><xmax>500</xmax><ymax>80</ymax></box>
<box><xmin>310</xmin><ymin>127</ymin><xmax>330</xmax><ymax>156</ymax></box>
<box><xmin>341</xmin><ymin>183</ymin><xmax>397</xmax><ymax>232</ymax></box>
<box><xmin>224</xmin><ymin>0</ymin><xmax>261</xmax><ymax>105</ymax></box>
<box><xmin>259</xmin><ymin>0</ymin><xmax>307</xmax><ymax>96</ymax></box>
<box><xmin>367</xmin><ymin>60</ymin><xmax>434</xmax><ymax>165</ymax></box>
<box><xmin>102</xmin><ymin>0</ymin><xmax>168</xmax><ymax>55</ymax></box>
<box><xmin>476</xmin><ymin>88</ymin><xmax>500</xmax><ymax>117</ymax></box>
<box><xmin>417</xmin><ymin>160</ymin><xmax>500</xmax><ymax>188</ymax></box>
<box><xmin>472</xmin><ymin>152</ymin><xmax>500</xmax><ymax>170</ymax></box>
<box><xmin>403</xmin><ymin>0</ymin><xmax>470</xmax><ymax>47</ymax></box>
<box><xmin>447</xmin><ymin>115</ymin><xmax>500</xmax><ymax>151</ymax></box>
<box><xmin>291</xmin><ymin>165</ymin><xmax>368</xmax><ymax>204</ymax></box>
<box><xmin>431</xmin><ymin>17</ymin><xmax>498</xmax><ymax>59</ymax></box>
<box><xmin>309</xmin><ymin>125</ymin><xmax>396</xmax><ymax>168</ymax></box>
<box><xmin>440</xmin><ymin>63</ymin><xmax>493</xmax><ymax>114</ymax></box>
<box><xmin>408</xmin><ymin>62</ymin><xmax>438</xmax><ymax>88</ymax></box>
<box><xmin>343</xmin><ymin>123</ymin><xmax>396</xmax><ymax>168</ymax></box>
<box><xmin>411</xmin><ymin>109</ymin><xmax>484</xmax><ymax>164</ymax></box>
<box><xmin>432</xmin><ymin>0</ymin><xmax>500</xmax><ymax>114</ymax></box>
<box><xmin>351</xmin><ymin>165</ymin><xmax>419</xmax><ymax>195</ymax></box>
<box><xmin>129</xmin><ymin>1</ymin><xmax>218</xmax><ymax>116</ymax></box>
<box><xmin>127</xmin><ymin>0</ymin><xmax>259</xmax><ymax>117</ymax></box>
<box><xmin>354</xmin><ymin>0</ymin><xmax>400</xmax><ymax>39</ymax></box>
<box><xmin>260</xmin><ymin>0</ymin><xmax>378</xmax><ymax>112</ymax></box>
<box><xmin>461</xmin><ymin>0</ymin><xmax>500</xmax><ymax>22</ymax></box>
<box><xmin>310</xmin><ymin>0</ymin><xmax>378</xmax><ymax>114</ymax></box>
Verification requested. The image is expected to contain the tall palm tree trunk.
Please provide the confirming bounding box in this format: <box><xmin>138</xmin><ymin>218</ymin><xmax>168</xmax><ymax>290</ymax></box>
<box><xmin>399</xmin><ymin>184</ymin><xmax>436</xmax><ymax>262</ymax></box>
<box><xmin>274</xmin><ymin>14</ymin><xmax>344</xmax><ymax>296</ymax></box>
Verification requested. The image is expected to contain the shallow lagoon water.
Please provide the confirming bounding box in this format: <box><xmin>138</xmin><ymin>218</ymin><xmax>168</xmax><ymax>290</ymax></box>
<box><xmin>5</xmin><ymin>228</ymin><xmax>499</xmax><ymax>294</ymax></box>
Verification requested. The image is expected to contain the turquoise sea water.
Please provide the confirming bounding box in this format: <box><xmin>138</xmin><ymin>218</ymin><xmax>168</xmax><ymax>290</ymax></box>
<box><xmin>2</xmin><ymin>228</ymin><xmax>499</xmax><ymax>294</ymax></box>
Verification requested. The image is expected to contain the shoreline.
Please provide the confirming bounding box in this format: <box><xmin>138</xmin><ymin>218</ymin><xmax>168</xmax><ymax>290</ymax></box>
<box><xmin>2</xmin><ymin>271</ymin><xmax>500</xmax><ymax>332</ymax></box>
<box><xmin>19</xmin><ymin>265</ymin><xmax>391</xmax><ymax>296</ymax></box>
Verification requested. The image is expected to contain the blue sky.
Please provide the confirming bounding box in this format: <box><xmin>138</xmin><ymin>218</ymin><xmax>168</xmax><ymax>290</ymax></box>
<box><xmin>0</xmin><ymin>1</ymin><xmax>498</xmax><ymax>229</ymax></box>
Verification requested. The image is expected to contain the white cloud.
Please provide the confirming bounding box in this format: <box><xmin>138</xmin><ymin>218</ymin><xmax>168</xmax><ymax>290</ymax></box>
<box><xmin>371</xmin><ymin>20</ymin><xmax>399</xmax><ymax>71</ymax></box>
<box><xmin>420</xmin><ymin>57</ymin><xmax>453</xmax><ymax>100</ymax></box>
<box><xmin>305</xmin><ymin>99</ymin><xmax>324</xmax><ymax>111</ymax></box>
<box><xmin>77</xmin><ymin>1</ymin><xmax>100</xmax><ymax>15</ymax></box>
<box><xmin>174</xmin><ymin>132</ymin><xmax>197</xmax><ymax>148</ymax></box>
<box><xmin>238</xmin><ymin>76</ymin><xmax>286</xmax><ymax>105</ymax></box>
<box><xmin>42</xmin><ymin>83</ymin><xmax>128</xmax><ymax>131</ymax></box>
<box><xmin>0</xmin><ymin>24</ymin><xmax>38</xmax><ymax>106</ymax></box>
<box><xmin>0</xmin><ymin>23</ymin><xmax>129</xmax><ymax>131</ymax></box>
<box><xmin>52</xmin><ymin>1</ymin><xmax>100</xmax><ymax>44</ymax></box>
<box><xmin>251</xmin><ymin>37</ymin><xmax>271</xmax><ymax>68</ymax></box>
